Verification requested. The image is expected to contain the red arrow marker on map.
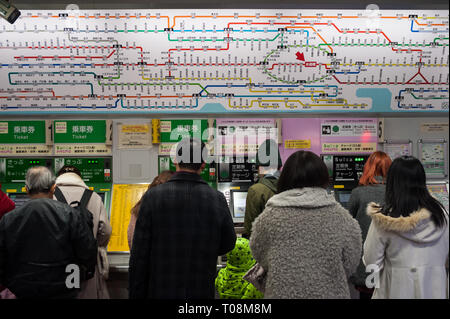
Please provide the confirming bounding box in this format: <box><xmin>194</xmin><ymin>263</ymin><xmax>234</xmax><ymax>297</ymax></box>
<box><xmin>296</xmin><ymin>52</ymin><xmax>305</xmax><ymax>61</ymax></box>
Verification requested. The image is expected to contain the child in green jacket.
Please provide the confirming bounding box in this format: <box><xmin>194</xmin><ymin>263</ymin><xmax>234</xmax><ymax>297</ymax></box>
<box><xmin>215</xmin><ymin>237</ymin><xmax>263</xmax><ymax>299</ymax></box>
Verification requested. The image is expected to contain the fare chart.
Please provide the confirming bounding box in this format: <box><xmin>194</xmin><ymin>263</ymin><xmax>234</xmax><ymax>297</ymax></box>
<box><xmin>0</xmin><ymin>10</ymin><xmax>448</xmax><ymax>113</ymax></box>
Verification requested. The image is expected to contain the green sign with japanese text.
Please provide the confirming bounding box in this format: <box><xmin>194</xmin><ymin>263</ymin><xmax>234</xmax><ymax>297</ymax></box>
<box><xmin>54</xmin><ymin>120</ymin><xmax>106</xmax><ymax>144</ymax></box>
<box><xmin>0</xmin><ymin>121</ymin><xmax>47</xmax><ymax>144</ymax></box>
<box><xmin>160</xmin><ymin>119</ymin><xmax>209</xmax><ymax>143</ymax></box>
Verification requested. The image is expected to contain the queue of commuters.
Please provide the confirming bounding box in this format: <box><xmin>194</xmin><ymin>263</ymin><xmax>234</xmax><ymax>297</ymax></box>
<box><xmin>0</xmin><ymin>137</ymin><xmax>448</xmax><ymax>299</ymax></box>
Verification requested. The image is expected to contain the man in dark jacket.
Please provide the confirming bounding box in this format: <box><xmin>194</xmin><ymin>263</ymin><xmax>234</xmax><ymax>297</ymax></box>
<box><xmin>0</xmin><ymin>166</ymin><xmax>97</xmax><ymax>299</ymax></box>
<box><xmin>243</xmin><ymin>139</ymin><xmax>282</xmax><ymax>239</ymax></box>
<box><xmin>129</xmin><ymin>138</ymin><xmax>236</xmax><ymax>299</ymax></box>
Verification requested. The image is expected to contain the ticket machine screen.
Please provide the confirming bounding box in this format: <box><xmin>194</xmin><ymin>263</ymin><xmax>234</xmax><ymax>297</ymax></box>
<box><xmin>8</xmin><ymin>193</ymin><xmax>29</xmax><ymax>209</ymax></box>
<box><xmin>232</xmin><ymin>191</ymin><xmax>248</xmax><ymax>218</ymax></box>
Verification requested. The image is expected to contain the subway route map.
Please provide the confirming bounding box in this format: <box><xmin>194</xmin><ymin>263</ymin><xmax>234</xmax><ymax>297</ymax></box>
<box><xmin>0</xmin><ymin>10</ymin><xmax>448</xmax><ymax>113</ymax></box>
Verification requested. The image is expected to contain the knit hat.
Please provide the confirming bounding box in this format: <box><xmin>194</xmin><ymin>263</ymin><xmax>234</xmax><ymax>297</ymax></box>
<box><xmin>256</xmin><ymin>139</ymin><xmax>282</xmax><ymax>169</ymax></box>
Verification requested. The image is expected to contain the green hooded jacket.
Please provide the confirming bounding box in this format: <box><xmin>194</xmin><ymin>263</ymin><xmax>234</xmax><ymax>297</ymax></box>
<box><xmin>243</xmin><ymin>176</ymin><xmax>278</xmax><ymax>238</ymax></box>
<box><xmin>215</xmin><ymin>238</ymin><xmax>263</xmax><ymax>299</ymax></box>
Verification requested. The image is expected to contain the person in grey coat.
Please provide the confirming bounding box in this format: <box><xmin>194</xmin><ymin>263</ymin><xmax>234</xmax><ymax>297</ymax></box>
<box><xmin>363</xmin><ymin>156</ymin><xmax>449</xmax><ymax>299</ymax></box>
<box><xmin>249</xmin><ymin>151</ymin><xmax>362</xmax><ymax>299</ymax></box>
<box><xmin>347</xmin><ymin>151</ymin><xmax>392</xmax><ymax>297</ymax></box>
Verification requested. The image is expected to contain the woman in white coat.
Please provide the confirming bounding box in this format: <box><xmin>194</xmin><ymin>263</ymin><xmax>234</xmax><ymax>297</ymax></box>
<box><xmin>364</xmin><ymin>156</ymin><xmax>449</xmax><ymax>299</ymax></box>
<box><xmin>54</xmin><ymin>165</ymin><xmax>112</xmax><ymax>299</ymax></box>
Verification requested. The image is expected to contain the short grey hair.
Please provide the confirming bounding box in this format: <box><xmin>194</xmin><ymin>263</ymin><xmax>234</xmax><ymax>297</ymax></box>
<box><xmin>25</xmin><ymin>166</ymin><xmax>56</xmax><ymax>195</ymax></box>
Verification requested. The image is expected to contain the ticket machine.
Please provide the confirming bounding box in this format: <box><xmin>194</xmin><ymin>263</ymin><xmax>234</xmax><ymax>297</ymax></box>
<box><xmin>0</xmin><ymin>157</ymin><xmax>53</xmax><ymax>208</ymax></box>
<box><xmin>54</xmin><ymin>157</ymin><xmax>113</xmax><ymax>215</ymax></box>
<box><xmin>217</xmin><ymin>156</ymin><xmax>258</xmax><ymax>223</ymax></box>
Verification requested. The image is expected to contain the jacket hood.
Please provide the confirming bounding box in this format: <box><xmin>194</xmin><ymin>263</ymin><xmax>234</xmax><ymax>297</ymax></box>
<box><xmin>259</xmin><ymin>176</ymin><xmax>278</xmax><ymax>193</ymax></box>
<box><xmin>367</xmin><ymin>202</ymin><xmax>447</xmax><ymax>243</ymax></box>
<box><xmin>266</xmin><ymin>187</ymin><xmax>336</xmax><ymax>209</ymax></box>
<box><xmin>55</xmin><ymin>173</ymin><xmax>89</xmax><ymax>189</ymax></box>
<box><xmin>226</xmin><ymin>238</ymin><xmax>256</xmax><ymax>271</ymax></box>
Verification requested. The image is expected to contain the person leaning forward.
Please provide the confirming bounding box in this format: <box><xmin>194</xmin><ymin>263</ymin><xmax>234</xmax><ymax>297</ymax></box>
<box><xmin>129</xmin><ymin>138</ymin><xmax>236</xmax><ymax>299</ymax></box>
<box><xmin>0</xmin><ymin>166</ymin><xmax>97</xmax><ymax>299</ymax></box>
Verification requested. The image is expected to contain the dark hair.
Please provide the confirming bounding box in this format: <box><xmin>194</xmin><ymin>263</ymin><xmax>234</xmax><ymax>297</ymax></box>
<box><xmin>131</xmin><ymin>170</ymin><xmax>174</xmax><ymax>217</ymax></box>
<box><xmin>277</xmin><ymin>151</ymin><xmax>329</xmax><ymax>193</ymax></box>
<box><xmin>175</xmin><ymin>137</ymin><xmax>207</xmax><ymax>171</ymax></box>
<box><xmin>383</xmin><ymin>156</ymin><xmax>447</xmax><ymax>228</ymax></box>
<box><xmin>57</xmin><ymin>165</ymin><xmax>82</xmax><ymax>178</ymax></box>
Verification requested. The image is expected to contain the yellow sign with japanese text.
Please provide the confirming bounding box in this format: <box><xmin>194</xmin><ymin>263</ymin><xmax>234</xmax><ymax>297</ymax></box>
<box><xmin>284</xmin><ymin>139</ymin><xmax>311</xmax><ymax>149</ymax></box>
<box><xmin>108</xmin><ymin>184</ymin><xmax>149</xmax><ymax>252</ymax></box>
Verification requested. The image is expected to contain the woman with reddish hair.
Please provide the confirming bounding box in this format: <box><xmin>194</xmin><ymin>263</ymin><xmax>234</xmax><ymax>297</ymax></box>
<box><xmin>347</xmin><ymin>151</ymin><xmax>392</xmax><ymax>299</ymax></box>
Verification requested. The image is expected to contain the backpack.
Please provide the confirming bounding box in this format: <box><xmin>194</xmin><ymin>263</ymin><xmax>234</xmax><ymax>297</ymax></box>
<box><xmin>54</xmin><ymin>186</ymin><xmax>95</xmax><ymax>280</ymax></box>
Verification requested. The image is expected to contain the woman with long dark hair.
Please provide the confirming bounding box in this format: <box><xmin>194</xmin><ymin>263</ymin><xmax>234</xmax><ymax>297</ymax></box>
<box><xmin>249</xmin><ymin>151</ymin><xmax>362</xmax><ymax>298</ymax></box>
<box><xmin>364</xmin><ymin>156</ymin><xmax>449</xmax><ymax>299</ymax></box>
<box><xmin>348</xmin><ymin>151</ymin><xmax>392</xmax><ymax>299</ymax></box>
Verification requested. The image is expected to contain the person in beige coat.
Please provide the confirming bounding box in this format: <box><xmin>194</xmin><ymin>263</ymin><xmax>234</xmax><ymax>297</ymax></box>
<box><xmin>363</xmin><ymin>156</ymin><xmax>449</xmax><ymax>299</ymax></box>
<box><xmin>54</xmin><ymin>165</ymin><xmax>112</xmax><ymax>299</ymax></box>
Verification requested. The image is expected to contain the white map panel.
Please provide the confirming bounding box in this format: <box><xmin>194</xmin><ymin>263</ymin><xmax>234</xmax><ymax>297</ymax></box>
<box><xmin>0</xmin><ymin>10</ymin><xmax>448</xmax><ymax>113</ymax></box>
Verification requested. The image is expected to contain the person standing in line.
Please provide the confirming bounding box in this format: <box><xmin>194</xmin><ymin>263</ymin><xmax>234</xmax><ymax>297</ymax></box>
<box><xmin>129</xmin><ymin>138</ymin><xmax>236</xmax><ymax>299</ymax></box>
<box><xmin>215</xmin><ymin>237</ymin><xmax>264</xmax><ymax>299</ymax></box>
<box><xmin>363</xmin><ymin>156</ymin><xmax>448</xmax><ymax>299</ymax></box>
<box><xmin>127</xmin><ymin>170</ymin><xmax>174</xmax><ymax>249</ymax></box>
<box><xmin>0</xmin><ymin>166</ymin><xmax>97</xmax><ymax>299</ymax></box>
<box><xmin>347</xmin><ymin>151</ymin><xmax>392</xmax><ymax>299</ymax></box>
<box><xmin>249</xmin><ymin>151</ymin><xmax>362</xmax><ymax>299</ymax></box>
<box><xmin>243</xmin><ymin>139</ymin><xmax>282</xmax><ymax>239</ymax></box>
<box><xmin>54</xmin><ymin>165</ymin><xmax>112</xmax><ymax>299</ymax></box>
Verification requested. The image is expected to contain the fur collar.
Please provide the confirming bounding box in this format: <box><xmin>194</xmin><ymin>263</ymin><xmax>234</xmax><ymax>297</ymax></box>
<box><xmin>366</xmin><ymin>202</ymin><xmax>431</xmax><ymax>232</ymax></box>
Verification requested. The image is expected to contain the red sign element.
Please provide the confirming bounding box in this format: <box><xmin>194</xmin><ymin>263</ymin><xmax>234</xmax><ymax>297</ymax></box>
<box><xmin>304</xmin><ymin>62</ymin><xmax>317</xmax><ymax>67</ymax></box>
<box><xmin>296</xmin><ymin>52</ymin><xmax>305</xmax><ymax>61</ymax></box>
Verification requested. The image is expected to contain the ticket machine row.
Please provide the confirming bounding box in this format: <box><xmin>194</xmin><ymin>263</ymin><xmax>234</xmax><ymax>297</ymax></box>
<box><xmin>0</xmin><ymin>157</ymin><xmax>112</xmax><ymax>212</ymax></box>
<box><xmin>2</xmin><ymin>153</ymin><xmax>448</xmax><ymax>223</ymax></box>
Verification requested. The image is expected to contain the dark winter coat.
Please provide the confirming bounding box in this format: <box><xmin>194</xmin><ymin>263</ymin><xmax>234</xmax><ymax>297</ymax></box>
<box><xmin>129</xmin><ymin>171</ymin><xmax>236</xmax><ymax>299</ymax></box>
<box><xmin>0</xmin><ymin>198</ymin><xmax>97</xmax><ymax>299</ymax></box>
<box><xmin>347</xmin><ymin>181</ymin><xmax>386</xmax><ymax>287</ymax></box>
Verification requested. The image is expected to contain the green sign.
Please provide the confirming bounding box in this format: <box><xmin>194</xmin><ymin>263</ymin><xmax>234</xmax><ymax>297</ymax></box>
<box><xmin>160</xmin><ymin>119</ymin><xmax>210</xmax><ymax>143</ymax></box>
<box><xmin>158</xmin><ymin>156</ymin><xmax>216</xmax><ymax>189</ymax></box>
<box><xmin>54</xmin><ymin>157</ymin><xmax>112</xmax><ymax>183</ymax></box>
<box><xmin>0</xmin><ymin>158</ymin><xmax>53</xmax><ymax>183</ymax></box>
<box><xmin>0</xmin><ymin>121</ymin><xmax>47</xmax><ymax>144</ymax></box>
<box><xmin>54</xmin><ymin>120</ymin><xmax>106</xmax><ymax>144</ymax></box>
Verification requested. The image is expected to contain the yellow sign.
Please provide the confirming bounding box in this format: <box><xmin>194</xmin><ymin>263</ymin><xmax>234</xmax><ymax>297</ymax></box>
<box><xmin>152</xmin><ymin>119</ymin><xmax>161</xmax><ymax>144</ymax></box>
<box><xmin>121</xmin><ymin>125</ymin><xmax>149</xmax><ymax>133</ymax></box>
<box><xmin>108</xmin><ymin>184</ymin><xmax>149</xmax><ymax>252</ymax></box>
<box><xmin>284</xmin><ymin>139</ymin><xmax>311</xmax><ymax>149</ymax></box>
<box><xmin>322</xmin><ymin>143</ymin><xmax>377</xmax><ymax>153</ymax></box>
